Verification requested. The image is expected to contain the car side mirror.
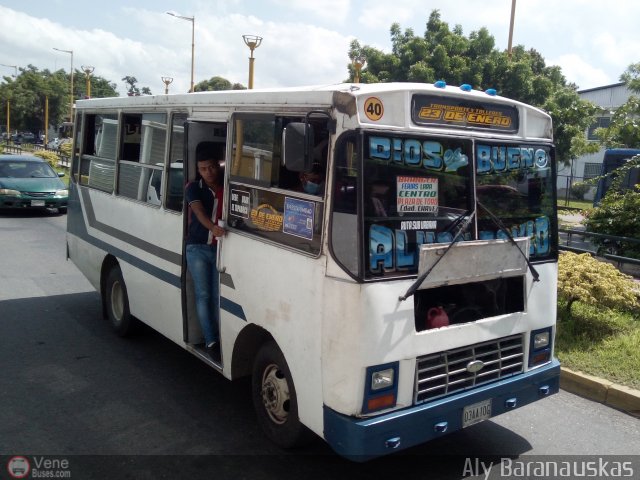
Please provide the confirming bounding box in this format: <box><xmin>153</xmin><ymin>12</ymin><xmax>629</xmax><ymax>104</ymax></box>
<box><xmin>58</xmin><ymin>172</ymin><xmax>65</xmax><ymax>178</ymax></box>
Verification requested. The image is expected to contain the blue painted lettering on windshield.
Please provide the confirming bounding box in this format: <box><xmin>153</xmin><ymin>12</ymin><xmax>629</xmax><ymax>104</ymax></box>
<box><xmin>477</xmin><ymin>144</ymin><xmax>549</xmax><ymax>174</ymax></box>
<box><xmin>369</xmin><ymin>215</ymin><xmax>550</xmax><ymax>273</ymax></box>
<box><xmin>369</xmin><ymin>137</ymin><xmax>468</xmax><ymax>172</ymax></box>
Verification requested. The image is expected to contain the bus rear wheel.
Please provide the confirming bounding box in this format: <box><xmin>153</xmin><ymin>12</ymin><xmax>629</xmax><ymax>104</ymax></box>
<box><xmin>104</xmin><ymin>265</ymin><xmax>136</xmax><ymax>337</ymax></box>
<box><xmin>252</xmin><ymin>341</ymin><xmax>309</xmax><ymax>448</ymax></box>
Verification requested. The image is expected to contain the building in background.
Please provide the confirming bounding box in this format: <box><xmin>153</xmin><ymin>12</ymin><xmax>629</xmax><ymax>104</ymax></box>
<box><xmin>557</xmin><ymin>82</ymin><xmax>632</xmax><ymax>201</ymax></box>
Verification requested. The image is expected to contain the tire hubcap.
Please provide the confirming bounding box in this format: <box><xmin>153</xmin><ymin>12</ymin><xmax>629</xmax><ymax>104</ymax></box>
<box><xmin>110</xmin><ymin>280</ymin><xmax>123</xmax><ymax>322</ymax></box>
<box><xmin>260</xmin><ymin>363</ymin><xmax>290</xmax><ymax>424</ymax></box>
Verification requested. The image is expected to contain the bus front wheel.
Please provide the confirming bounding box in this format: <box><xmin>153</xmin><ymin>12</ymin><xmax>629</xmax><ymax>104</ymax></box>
<box><xmin>252</xmin><ymin>341</ymin><xmax>309</xmax><ymax>448</ymax></box>
<box><xmin>104</xmin><ymin>266</ymin><xmax>135</xmax><ymax>337</ymax></box>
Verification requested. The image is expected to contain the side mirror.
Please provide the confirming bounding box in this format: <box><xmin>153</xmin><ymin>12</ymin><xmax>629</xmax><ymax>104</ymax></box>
<box><xmin>58</xmin><ymin>172</ymin><xmax>66</xmax><ymax>178</ymax></box>
<box><xmin>282</xmin><ymin>122</ymin><xmax>313</xmax><ymax>173</ymax></box>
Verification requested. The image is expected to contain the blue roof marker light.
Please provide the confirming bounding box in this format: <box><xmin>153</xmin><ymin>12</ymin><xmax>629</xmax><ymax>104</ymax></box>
<box><xmin>434</xmin><ymin>80</ymin><xmax>446</xmax><ymax>89</ymax></box>
<box><xmin>459</xmin><ymin>84</ymin><xmax>472</xmax><ymax>92</ymax></box>
<box><xmin>485</xmin><ymin>88</ymin><xmax>498</xmax><ymax>96</ymax></box>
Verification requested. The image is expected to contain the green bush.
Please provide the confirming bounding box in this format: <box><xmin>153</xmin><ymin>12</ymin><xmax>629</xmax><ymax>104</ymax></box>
<box><xmin>32</xmin><ymin>150</ymin><xmax>60</xmax><ymax>168</ymax></box>
<box><xmin>584</xmin><ymin>186</ymin><xmax>640</xmax><ymax>258</ymax></box>
<box><xmin>557</xmin><ymin>251</ymin><xmax>639</xmax><ymax>317</ymax></box>
<box><xmin>59</xmin><ymin>141</ymin><xmax>72</xmax><ymax>157</ymax></box>
<box><xmin>570</xmin><ymin>182</ymin><xmax>590</xmax><ymax>200</ymax></box>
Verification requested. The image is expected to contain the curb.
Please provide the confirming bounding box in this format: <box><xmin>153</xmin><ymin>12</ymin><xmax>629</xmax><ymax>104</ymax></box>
<box><xmin>560</xmin><ymin>367</ymin><xmax>640</xmax><ymax>418</ymax></box>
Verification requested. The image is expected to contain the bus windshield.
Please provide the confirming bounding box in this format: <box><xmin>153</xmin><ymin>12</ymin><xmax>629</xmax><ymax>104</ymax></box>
<box><xmin>331</xmin><ymin>133</ymin><xmax>556</xmax><ymax>280</ymax></box>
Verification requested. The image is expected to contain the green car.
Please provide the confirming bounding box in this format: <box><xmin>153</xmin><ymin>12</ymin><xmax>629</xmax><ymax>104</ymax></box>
<box><xmin>0</xmin><ymin>155</ymin><xmax>68</xmax><ymax>213</ymax></box>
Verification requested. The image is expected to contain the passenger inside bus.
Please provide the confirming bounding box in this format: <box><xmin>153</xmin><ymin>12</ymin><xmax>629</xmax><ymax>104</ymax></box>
<box><xmin>297</xmin><ymin>162</ymin><xmax>325</xmax><ymax>195</ymax></box>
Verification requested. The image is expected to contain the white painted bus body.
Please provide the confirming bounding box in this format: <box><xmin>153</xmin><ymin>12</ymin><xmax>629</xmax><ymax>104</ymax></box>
<box><xmin>67</xmin><ymin>83</ymin><xmax>560</xmax><ymax>459</ymax></box>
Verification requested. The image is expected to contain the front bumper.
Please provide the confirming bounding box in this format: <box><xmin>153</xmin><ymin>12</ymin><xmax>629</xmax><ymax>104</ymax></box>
<box><xmin>324</xmin><ymin>358</ymin><xmax>560</xmax><ymax>461</ymax></box>
<box><xmin>0</xmin><ymin>196</ymin><xmax>68</xmax><ymax>209</ymax></box>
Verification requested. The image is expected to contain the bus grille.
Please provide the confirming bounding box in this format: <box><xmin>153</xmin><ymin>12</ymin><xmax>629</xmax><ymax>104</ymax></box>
<box><xmin>414</xmin><ymin>334</ymin><xmax>524</xmax><ymax>403</ymax></box>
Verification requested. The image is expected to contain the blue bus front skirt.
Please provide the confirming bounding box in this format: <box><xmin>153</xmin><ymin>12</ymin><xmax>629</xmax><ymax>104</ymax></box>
<box><xmin>323</xmin><ymin>359</ymin><xmax>560</xmax><ymax>461</ymax></box>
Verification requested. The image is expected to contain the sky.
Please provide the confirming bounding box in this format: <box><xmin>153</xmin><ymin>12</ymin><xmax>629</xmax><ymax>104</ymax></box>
<box><xmin>0</xmin><ymin>0</ymin><xmax>638</xmax><ymax>96</ymax></box>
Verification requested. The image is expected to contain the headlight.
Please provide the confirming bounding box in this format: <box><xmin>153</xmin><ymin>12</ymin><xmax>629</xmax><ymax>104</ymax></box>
<box><xmin>529</xmin><ymin>327</ymin><xmax>552</xmax><ymax>367</ymax></box>
<box><xmin>363</xmin><ymin>362</ymin><xmax>399</xmax><ymax>414</ymax></box>
<box><xmin>0</xmin><ymin>188</ymin><xmax>20</xmax><ymax>195</ymax></box>
<box><xmin>371</xmin><ymin>368</ymin><xmax>395</xmax><ymax>391</ymax></box>
<box><xmin>533</xmin><ymin>331</ymin><xmax>550</xmax><ymax>349</ymax></box>
<box><xmin>55</xmin><ymin>189</ymin><xmax>69</xmax><ymax>197</ymax></box>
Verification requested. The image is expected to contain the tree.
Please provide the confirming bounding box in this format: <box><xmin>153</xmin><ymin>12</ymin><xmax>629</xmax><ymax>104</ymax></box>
<box><xmin>75</xmin><ymin>75</ymin><xmax>118</xmax><ymax>98</ymax></box>
<box><xmin>194</xmin><ymin>76</ymin><xmax>246</xmax><ymax>92</ymax></box>
<box><xmin>620</xmin><ymin>62</ymin><xmax>640</xmax><ymax>94</ymax></box>
<box><xmin>121</xmin><ymin>76</ymin><xmax>152</xmax><ymax>96</ymax></box>
<box><xmin>0</xmin><ymin>65</ymin><xmax>117</xmax><ymax>135</ymax></box>
<box><xmin>597</xmin><ymin>62</ymin><xmax>640</xmax><ymax>148</ymax></box>
<box><xmin>542</xmin><ymin>88</ymin><xmax>600</xmax><ymax>166</ymax></box>
<box><xmin>583</xmin><ymin>154</ymin><xmax>640</xmax><ymax>259</ymax></box>
<box><xmin>347</xmin><ymin>10</ymin><xmax>598</xmax><ymax>166</ymax></box>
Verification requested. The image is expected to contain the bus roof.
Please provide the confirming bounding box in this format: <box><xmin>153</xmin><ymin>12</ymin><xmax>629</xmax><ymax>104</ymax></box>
<box><xmin>75</xmin><ymin>82</ymin><xmax>543</xmax><ymax>111</ymax></box>
<box><xmin>75</xmin><ymin>82</ymin><xmax>552</xmax><ymax>139</ymax></box>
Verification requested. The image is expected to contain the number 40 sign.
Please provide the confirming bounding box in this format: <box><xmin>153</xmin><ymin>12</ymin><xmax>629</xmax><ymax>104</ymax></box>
<box><xmin>364</xmin><ymin>97</ymin><xmax>384</xmax><ymax>121</ymax></box>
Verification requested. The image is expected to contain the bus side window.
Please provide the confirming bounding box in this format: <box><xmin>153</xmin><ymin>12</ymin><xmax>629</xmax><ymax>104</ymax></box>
<box><xmin>279</xmin><ymin>121</ymin><xmax>329</xmax><ymax>194</ymax></box>
<box><xmin>165</xmin><ymin>113</ymin><xmax>187</xmax><ymax>212</ymax></box>
<box><xmin>121</xmin><ymin>114</ymin><xmax>142</xmax><ymax>161</ymax></box>
<box><xmin>117</xmin><ymin>113</ymin><xmax>167</xmax><ymax>206</ymax></box>
<box><xmin>80</xmin><ymin>113</ymin><xmax>118</xmax><ymax>192</ymax></box>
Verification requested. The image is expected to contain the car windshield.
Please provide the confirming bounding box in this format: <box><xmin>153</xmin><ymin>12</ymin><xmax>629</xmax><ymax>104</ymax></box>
<box><xmin>0</xmin><ymin>161</ymin><xmax>57</xmax><ymax>178</ymax></box>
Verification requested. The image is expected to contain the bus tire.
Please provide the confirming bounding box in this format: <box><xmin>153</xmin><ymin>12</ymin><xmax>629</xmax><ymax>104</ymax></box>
<box><xmin>104</xmin><ymin>266</ymin><xmax>135</xmax><ymax>337</ymax></box>
<box><xmin>252</xmin><ymin>341</ymin><xmax>309</xmax><ymax>448</ymax></box>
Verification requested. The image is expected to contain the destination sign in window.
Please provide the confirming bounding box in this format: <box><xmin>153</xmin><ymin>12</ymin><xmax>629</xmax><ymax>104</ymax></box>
<box><xmin>411</xmin><ymin>95</ymin><xmax>519</xmax><ymax>132</ymax></box>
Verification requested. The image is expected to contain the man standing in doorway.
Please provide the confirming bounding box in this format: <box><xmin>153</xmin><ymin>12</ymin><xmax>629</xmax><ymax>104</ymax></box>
<box><xmin>185</xmin><ymin>143</ymin><xmax>225</xmax><ymax>361</ymax></box>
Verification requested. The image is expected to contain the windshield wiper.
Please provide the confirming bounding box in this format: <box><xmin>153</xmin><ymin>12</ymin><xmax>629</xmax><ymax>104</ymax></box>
<box><xmin>477</xmin><ymin>200</ymin><xmax>540</xmax><ymax>282</ymax></box>
<box><xmin>398</xmin><ymin>210</ymin><xmax>476</xmax><ymax>302</ymax></box>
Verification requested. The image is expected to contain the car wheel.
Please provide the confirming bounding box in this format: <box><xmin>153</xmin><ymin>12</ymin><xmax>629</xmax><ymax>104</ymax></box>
<box><xmin>104</xmin><ymin>265</ymin><xmax>136</xmax><ymax>336</ymax></box>
<box><xmin>252</xmin><ymin>341</ymin><xmax>310</xmax><ymax>448</ymax></box>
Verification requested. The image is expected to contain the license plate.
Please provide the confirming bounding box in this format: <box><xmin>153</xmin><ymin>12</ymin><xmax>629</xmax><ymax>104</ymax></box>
<box><xmin>31</xmin><ymin>200</ymin><xmax>45</xmax><ymax>207</ymax></box>
<box><xmin>462</xmin><ymin>399</ymin><xmax>492</xmax><ymax>428</ymax></box>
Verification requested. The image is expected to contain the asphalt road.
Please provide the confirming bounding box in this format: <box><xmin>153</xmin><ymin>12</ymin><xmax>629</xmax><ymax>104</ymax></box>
<box><xmin>1</xmin><ymin>209</ymin><xmax>639</xmax><ymax>479</ymax></box>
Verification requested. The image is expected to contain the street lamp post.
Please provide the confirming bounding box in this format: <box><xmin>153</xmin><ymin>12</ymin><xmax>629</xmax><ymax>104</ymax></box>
<box><xmin>166</xmin><ymin>11</ymin><xmax>195</xmax><ymax>92</ymax></box>
<box><xmin>81</xmin><ymin>65</ymin><xmax>95</xmax><ymax>98</ymax></box>
<box><xmin>508</xmin><ymin>0</ymin><xmax>517</xmax><ymax>58</ymax></box>
<box><xmin>242</xmin><ymin>35</ymin><xmax>263</xmax><ymax>89</ymax></box>
<box><xmin>4</xmin><ymin>100</ymin><xmax>9</xmax><ymax>144</ymax></box>
<box><xmin>352</xmin><ymin>55</ymin><xmax>366</xmax><ymax>84</ymax></box>
<box><xmin>161</xmin><ymin>76</ymin><xmax>174</xmax><ymax>94</ymax></box>
<box><xmin>0</xmin><ymin>64</ymin><xmax>17</xmax><ymax>141</ymax></box>
<box><xmin>53</xmin><ymin>47</ymin><xmax>74</xmax><ymax>121</ymax></box>
<box><xmin>44</xmin><ymin>95</ymin><xmax>49</xmax><ymax>145</ymax></box>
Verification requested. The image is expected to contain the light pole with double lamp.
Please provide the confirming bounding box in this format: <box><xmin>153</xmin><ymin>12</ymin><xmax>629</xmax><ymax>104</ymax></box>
<box><xmin>161</xmin><ymin>76</ymin><xmax>174</xmax><ymax>94</ymax></box>
<box><xmin>242</xmin><ymin>35</ymin><xmax>262</xmax><ymax>89</ymax></box>
<box><xmin>352</xmin><ymin>55</ymin><xmax>366</xmax><ymax>84</ymax></box>
<box><xmin>166</xmin><ymin>11</ymin><xmax>195</xmax><ymax>92</ymax></box>
<box><xmin>81</xmin><ymin>65</ymin><xmax>94</xmax><ymax>98</ymax></box>
<box><xmin>53</xmin><ymin>47</ymin><xmax>74</xmax><ymax>121</ymax></box>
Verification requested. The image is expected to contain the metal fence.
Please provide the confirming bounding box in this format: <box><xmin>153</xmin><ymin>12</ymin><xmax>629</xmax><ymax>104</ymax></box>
<box><xmin>557</xmin><ymin>174</ymin><xmax>597</xmax><ymax>207</ymax></box>
<box><xmin>2</xmin><ymin>143</ymin><xmax>70</xmax><ymax>168</ymax></box>
<box><xmin>559</xmin><ymin>228</ymin><xmax>640</xmax><ymax>277</ymax></box>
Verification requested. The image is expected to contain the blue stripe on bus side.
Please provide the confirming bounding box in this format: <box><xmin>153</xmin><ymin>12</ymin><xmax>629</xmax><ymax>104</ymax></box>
<box><xmin>220</xmin><ymin>296</ymin><xmax>247</xmax><ymax>321</ymax></box>
<box><xmin>69</xmin><ymin>185</ymin><xmax>246</xmax><ymax>321</ymax></box>
<box><xmin>67</xmin><ymin>186</ymin><xmax>182</xmax><ymax>288</ymax></box>
<box><xmin>80</xmin><ymin>188</ymin><xmax>182</xmax><ymax>266</ymax></box>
